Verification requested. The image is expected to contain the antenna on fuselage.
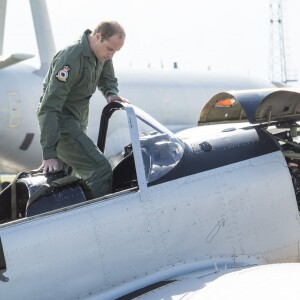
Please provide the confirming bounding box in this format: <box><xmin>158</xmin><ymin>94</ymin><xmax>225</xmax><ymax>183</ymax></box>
<box><xmin>29</xmin><ymin>0</ymin><xmax>56</xmax><ymax>77</ymax></box>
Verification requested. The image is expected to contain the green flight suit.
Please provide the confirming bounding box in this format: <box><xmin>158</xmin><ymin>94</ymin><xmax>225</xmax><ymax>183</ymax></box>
<box><xmin>37</xmin><ymin>29</ymin><xmax>119</xmax><ymax>198</ymax></box>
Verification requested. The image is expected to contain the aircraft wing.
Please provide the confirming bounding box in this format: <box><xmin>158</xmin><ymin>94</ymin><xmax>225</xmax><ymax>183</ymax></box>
<box><xmin>0</xmin><ymin>53</ymin><xmax>34</xmax><ymax>69</ymax></box>
<box><xmin>131</xmin><ymin>263</ymin><xmax>300</xmax><ymax>299</ymax></box>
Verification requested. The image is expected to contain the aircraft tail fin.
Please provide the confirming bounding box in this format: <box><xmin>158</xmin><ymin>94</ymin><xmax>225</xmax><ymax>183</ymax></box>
<box><xmin>29</xmin><ymin>0</ymin><xmax>56</xmax><ymax>76</ymax></box>
<box><xmin>0</xmin><ymin>0</ymin><xmax>6</xmax><ymax>55</ymax></box>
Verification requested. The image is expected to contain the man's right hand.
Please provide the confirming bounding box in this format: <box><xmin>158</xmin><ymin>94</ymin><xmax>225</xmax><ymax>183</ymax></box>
<box><xmin>107</xmin><ymin>94</ymin><xmax>130</xmax><ymax>104</ymax></box>
<box><xmin>40</xmin><ymin>158</ymin><xmax>59</xmax><ymax>173</ymax></box>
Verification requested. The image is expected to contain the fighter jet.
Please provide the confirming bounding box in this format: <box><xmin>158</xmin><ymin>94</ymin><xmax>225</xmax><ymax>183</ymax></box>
<box><xmin>0</xmin><ymin>88</ymin><xmax>300</xmax><ymax>299</ymax></box>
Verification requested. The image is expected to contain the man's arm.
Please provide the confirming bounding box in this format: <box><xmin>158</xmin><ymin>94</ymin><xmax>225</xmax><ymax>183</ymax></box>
<box><xmin>98</xmin><ymin>60</ymin><xmax>119</xmax><ymax>97</ymax></box>
<box><xmin>99</xmin><ymin>60</ymin><xmax>130</xmax><ymax>103</ymax></box>
<box><xmin>37</xmin><ymin>49</ymin><xmax>80</xmax><ymax>171</ymax></box>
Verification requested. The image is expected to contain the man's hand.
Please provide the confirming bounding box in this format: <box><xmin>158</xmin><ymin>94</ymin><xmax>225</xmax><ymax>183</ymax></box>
<box><xmin>40</xmin><ymin>158</ymin><xmax>59</xmax><ymax>173</ymax></box>
<box><xmin>107</xmin><ymin>94</ymin><xmax>130</xmax><ymax>104</ymax></box>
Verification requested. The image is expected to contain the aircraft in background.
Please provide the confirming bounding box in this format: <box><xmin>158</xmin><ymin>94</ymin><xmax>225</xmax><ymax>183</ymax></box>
<box><xmin>0</xmin><ymin>0</ymin><xmax>275</xmax><ymax>176</ymax></box>
<box><xmin>1</xmin><ymin>88</ymin><xmax>300</xmax><ymax>298</ymax></box>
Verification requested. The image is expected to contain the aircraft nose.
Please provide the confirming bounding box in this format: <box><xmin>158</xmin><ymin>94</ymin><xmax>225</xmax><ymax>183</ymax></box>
<box><xmin>0</xmin><ymin>69</ymin><xmax>46</xmax><ymax>175</ymax></box>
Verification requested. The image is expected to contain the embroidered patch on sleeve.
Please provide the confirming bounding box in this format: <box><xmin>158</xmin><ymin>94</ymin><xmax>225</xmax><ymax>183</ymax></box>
<box><xmin>56</xmin><ymin>65</ymin><xmax>71</xmax><ymax>82</ymax></box>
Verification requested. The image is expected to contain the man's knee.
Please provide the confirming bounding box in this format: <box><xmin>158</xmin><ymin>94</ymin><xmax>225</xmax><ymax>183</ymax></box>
<box><xmin>57</xmin><ymin>133</ymin><xmax>113</xmax><ymax>198</ymax></box>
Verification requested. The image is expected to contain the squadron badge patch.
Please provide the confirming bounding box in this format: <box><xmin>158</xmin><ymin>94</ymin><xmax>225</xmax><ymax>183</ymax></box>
<box><xmin>56</xmin><ymin>65</ymin><xmax>71</xmax><ymax>82</ymax></box>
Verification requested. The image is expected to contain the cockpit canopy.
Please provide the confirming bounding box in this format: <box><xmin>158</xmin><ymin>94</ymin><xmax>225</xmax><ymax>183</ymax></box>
<box><xmin>98</xmin><ymin>103</ymin><xmax>185</xmax><ymax>185</ymax></box>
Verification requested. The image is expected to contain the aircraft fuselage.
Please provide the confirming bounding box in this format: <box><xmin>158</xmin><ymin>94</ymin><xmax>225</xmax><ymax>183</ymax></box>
<box><xmin>1</xmin><ymin>97</ymin><xmax>300</xmax><ymax>299</ymax></box>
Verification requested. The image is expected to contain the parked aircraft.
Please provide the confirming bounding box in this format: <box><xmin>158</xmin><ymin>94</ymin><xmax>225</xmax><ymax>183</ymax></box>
<box><xmin>1</xmin><ymin>88</ymin><xmax>300</xmax><ymax>299</ymax></box>
<box><xmin>0</xmin><ymin>0</ymin><xmax>275</xmax><ymax>176</ymax></box>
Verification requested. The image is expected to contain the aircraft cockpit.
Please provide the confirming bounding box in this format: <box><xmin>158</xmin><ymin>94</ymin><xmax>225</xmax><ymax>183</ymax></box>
<box><xmin>97</xmin><ymin>102</ymin><xmax>185</xmax><ymax>192</ymax></box>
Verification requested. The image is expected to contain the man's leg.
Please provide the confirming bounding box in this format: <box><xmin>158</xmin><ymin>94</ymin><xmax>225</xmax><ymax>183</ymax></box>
<box><xmin>57</xmin><ymin>132</ymin><xmax>112</xmax><ymax>198</ymax></box>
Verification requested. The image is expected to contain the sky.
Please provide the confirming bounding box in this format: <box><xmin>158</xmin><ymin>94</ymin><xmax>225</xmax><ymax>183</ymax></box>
<box><xmin>2</xmin><ymin>0</ymin><xmax>300</xmax><ymax>82</ymax></box>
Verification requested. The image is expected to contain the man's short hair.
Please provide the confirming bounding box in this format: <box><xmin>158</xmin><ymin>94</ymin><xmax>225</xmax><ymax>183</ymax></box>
<box><xmin>93</xmin><ymin>21</ymin><xmax>125</xmax><ymax>40</ymax></box>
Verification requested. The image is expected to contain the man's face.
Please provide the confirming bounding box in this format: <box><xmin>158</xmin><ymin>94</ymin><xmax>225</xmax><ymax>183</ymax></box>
<box><xmin>93</xmin><ymin>33</ymin><xmax>125</xmax><ymax>62</ymax></box>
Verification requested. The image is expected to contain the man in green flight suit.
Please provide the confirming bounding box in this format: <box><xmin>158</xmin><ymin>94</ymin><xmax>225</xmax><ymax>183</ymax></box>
<box><xmin>37</xmin><ymin>21</ymin><xmax>128</xmax><ymax>198</ymax></box>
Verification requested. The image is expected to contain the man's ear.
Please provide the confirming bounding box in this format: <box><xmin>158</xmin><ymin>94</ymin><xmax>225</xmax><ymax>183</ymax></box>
<box><xmin>95</xmin><ymin>32</ymin><xmax>102</xmax><ymax>41</ymax></box>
